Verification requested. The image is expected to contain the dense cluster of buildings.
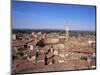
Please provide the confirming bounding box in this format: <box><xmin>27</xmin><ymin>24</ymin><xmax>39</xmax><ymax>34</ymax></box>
<box><xmin>12</xmin><ymin>26</ymin><xmax>96</xmax><ymax>74</ymax></box>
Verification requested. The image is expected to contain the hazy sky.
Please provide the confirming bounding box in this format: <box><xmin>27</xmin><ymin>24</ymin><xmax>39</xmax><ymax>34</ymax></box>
<box><xmin>12</xmin><ymin>1</ymin><xmax>96</xmax><ymax>31</ymax></box>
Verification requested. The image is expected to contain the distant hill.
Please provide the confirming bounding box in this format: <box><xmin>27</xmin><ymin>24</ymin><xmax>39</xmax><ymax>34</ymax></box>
<box><xmin>12</xmin><ymin>29</ymin><xmax>96</xmax><ymax>36</ymax></box>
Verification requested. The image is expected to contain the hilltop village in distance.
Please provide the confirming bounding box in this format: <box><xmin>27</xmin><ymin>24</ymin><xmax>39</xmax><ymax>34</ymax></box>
<box><xmin>12</xmin><ymin>25</ymin><xmax>96</xmax><ymax>74</ymax></box>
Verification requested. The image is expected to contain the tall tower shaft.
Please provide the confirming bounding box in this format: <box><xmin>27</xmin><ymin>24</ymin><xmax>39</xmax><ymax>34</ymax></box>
<box><xmin>64</xmin><ymin>24</ymin><xmax>69</xmax><ymax>50</ymax></box>
<box><xmin>65</xmin><ymin>25</ymin><xmax>69</xmax><ymax>41</ymax></box>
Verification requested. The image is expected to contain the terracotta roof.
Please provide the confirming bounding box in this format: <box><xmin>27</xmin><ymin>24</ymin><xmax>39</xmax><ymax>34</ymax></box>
<box><xmin>12</xmin><ymin>60</ymin><xmax>36</xmax><ymax>74</ymax></box>
<box><xmin>36</xmin><ymin>53</ymin><xmax>45</xmax><ymax>60</ymax></box>
<box><xmin>12</xmin><ymin>39</ymin><xmax>34</xmax><ymax>47</ymax></box>
<box><xmin>27</xmin><ymin>51</ymin><xmax>36</xmax><ymax>56</ymax></box>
